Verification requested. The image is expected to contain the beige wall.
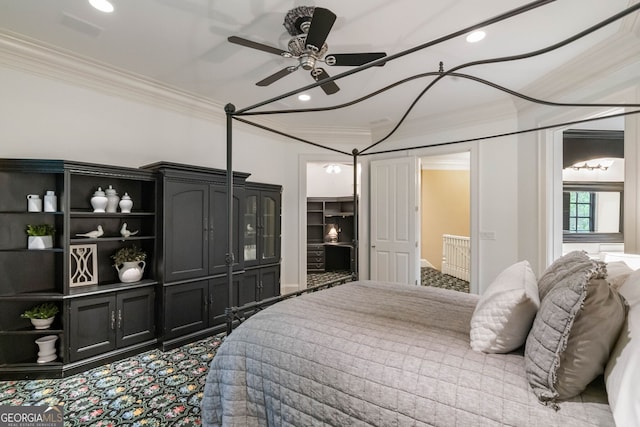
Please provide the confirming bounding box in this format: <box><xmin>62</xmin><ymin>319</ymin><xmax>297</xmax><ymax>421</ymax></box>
<box><xmin>421</xmin><ymin>170</ymin><xmax>470</xmax><ymax>270</ymax></box>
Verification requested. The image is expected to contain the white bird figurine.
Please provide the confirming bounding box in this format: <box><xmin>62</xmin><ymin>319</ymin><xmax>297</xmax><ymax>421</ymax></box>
<box><xmin>120</xmin><ymin>223</ymin><xmax>139</xmax><ymax>238</ymax></box>
<box><xmin>76</xmin><ymin>225</ymin><xmax>104</xmax><ymax>238</ymax></box>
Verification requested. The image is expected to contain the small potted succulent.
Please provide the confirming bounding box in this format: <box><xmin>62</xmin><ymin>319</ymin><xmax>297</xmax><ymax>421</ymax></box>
<box><xmin>21</xmin><ymin>302</ymin><xmax>59</xmax><ymax>329</ymax></box>
<box><xmin>26</xmin><ymin>224</ymin><xmax>55</xmax><ymax>250</ymax></box>
<box><xmin>111</xmin><ymin>245</ymin><xmax>147</xmax><ymax>283</ymax></box>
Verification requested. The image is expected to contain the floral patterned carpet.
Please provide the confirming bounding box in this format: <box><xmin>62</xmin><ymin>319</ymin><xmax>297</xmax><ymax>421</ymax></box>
<box><xmin>0</xmin><ymin>335</ymin><xmax>224</xmax><ymax>426</ymax></box>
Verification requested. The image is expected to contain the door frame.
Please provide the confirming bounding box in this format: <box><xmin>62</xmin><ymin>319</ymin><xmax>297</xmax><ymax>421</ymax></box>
<box><xmin>297</xmin><ymin>154</ymin><xmax>361</xmax><ymax>291</ymax></box>
<box><xmin>366</xmin><ymin>144</ymin><xmax>479</xmax><ymax>293</ymax></box>
<box><xmin>539</xmin><ymin>103</ymin><xmax>634</xmax><ymax>270</ymax></box>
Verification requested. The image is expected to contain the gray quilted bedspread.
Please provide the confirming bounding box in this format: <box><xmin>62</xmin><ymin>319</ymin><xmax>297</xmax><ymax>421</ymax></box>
<box><xmin>201</xmin><ymin>280</ymin><xmax>614</xmax><ymax>426</ymax></box>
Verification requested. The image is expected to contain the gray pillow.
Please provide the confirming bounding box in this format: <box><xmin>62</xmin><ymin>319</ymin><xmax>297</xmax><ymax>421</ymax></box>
<box><xmin>525</xmin><ymin>268</ymin><xmax>626</xmax><ymax>406</ymax></box>
<box><xmin>537</xmin><ymin>250</ymin><xmax>603</xmax><ymax>300</ymax></box>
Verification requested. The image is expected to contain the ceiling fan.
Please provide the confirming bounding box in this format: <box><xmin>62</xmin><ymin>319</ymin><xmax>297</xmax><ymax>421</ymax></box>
<box><xmin>228</xmin><ymin>6</ymin><xmax>387</xmax><ymax>95</ymax></box>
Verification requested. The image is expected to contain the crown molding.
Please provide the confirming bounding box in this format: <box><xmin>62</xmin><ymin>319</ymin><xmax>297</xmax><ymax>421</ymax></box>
<box><xmin>0</xmin><ymin>30</ymin><xmax>228</xmax><ymax>122</ymax></box>
<box><xmin>515</xmin><ymin>24</ymin><xmax>640</xmax><ymax>113</ymax></box>
<box><xmin>0</xmin><ymin>30</ymin><xmax>374</xmax><ymax>148</ymax></box>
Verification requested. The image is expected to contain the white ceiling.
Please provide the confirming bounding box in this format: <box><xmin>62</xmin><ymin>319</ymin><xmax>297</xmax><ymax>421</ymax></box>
<box><xmin>1</xmin><ymin>0</ymin><xmax>638</xmax><ymax>138</ymax></box>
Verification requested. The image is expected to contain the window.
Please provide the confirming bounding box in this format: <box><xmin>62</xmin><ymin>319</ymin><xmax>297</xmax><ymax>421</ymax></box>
<box><xmin>567</xmin><ymin>191</ymin><xmax>594</xmax><ymax>232</ymax></box>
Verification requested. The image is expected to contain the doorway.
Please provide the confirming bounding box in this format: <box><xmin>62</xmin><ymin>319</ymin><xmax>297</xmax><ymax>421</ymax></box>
<box><xmin>560</xmin><ymin>119</ymin><xmax>625</xmax><ymax>257</ymax></box>
<box><xmin>545</xmin><ymin>112</ymin><xmax>628</xmax><ymax>267</ymax></box>
<box><xmin>369</xmin><ymin>152</ymin><xmax>472</xmax><ymax>290</ymax></box>
<box><xmin>420</xmin><ymin>152</ymin><xmax>471</xmax><ymax>292</ymax></box>
<box><xmin>305</xmin><ymin>161</ymin><xmax>356</xmax><ymax>287</ymax></box>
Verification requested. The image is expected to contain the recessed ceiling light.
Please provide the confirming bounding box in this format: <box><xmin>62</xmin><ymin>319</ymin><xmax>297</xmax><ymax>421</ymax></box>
<box><xmin>298</xmin><ymin>93</ymin><xmax>311</xmax><ymax>101</ymax></box>
<box><xmin>89</xmin><ymin>0</ymin><xmax>114</xmax><ymax>13</ymax></box>
<box><xmin>466</xmin><ymin>30</ymin><xmax>486</xmax><ymax>43</ymax></box>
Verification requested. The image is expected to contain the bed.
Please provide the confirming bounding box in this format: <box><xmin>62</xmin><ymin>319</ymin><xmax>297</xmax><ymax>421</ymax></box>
<box><xmin>204</xmin><ymin>3</ymin><xmax>640</xmax><ymax>425</ymax></box>
<box><xmin>202</xmin><ymin>253</ymin><xmax>639</xmax><ymax>426</ymax></box>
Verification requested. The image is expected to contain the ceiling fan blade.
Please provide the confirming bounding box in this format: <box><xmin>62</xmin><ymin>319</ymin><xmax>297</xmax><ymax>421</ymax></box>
<box><xmin>311</xmin><ymin>68</ymin><xmax>339</xmax><ymax>95</ymax></box>
<box><xmin>228</xmin><ymin>36</ymin><xmax>288</xmax><ymax>56</ymax></box>
<box><xmin>305</xmin><ymin>7</ymin><xmax>336</xmax><ymax>51</ymax></box>
<box><xmin>325</xmin><ymin>52</ymin><xmax>388</xmax><ymax>67</ymax></box>
<box><xmin>256</xmin><ymin>67</ymin><xmax>296</xmax><ymax>86</ymax></box>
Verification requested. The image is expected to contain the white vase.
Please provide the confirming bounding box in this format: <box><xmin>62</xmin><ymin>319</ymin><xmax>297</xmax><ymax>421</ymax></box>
<box><xmin>115</xmin><ymin>261</ymin><xmax>146</xmax><ymax>283</ymax></box>
<box><xmin>35</xmin><ymin>335</ymin><xmax>58</xmax><ymax>363</ymax></box>
<box><xmin>30</xmin><ymin>317</ymin><xmax>54</xmax><ymax>330</ymax></box>
<box><xmin>105</xmin><ymin>185</ymin><xmax>120</xmax><ymax>213</ymax></box>
<box><xmin>28</xmin><ymin>235</ymin><xmax>53</xmax><ymax>250</ymax></box>
<box><xmin>119</xmin><ymin>192</ymin><xmax>133</xmax><ymax>213</ymax></box>
<box><xmin>44</xmin><ymin>190</ymin><xmax>57</xmax><ymax>212</ymax></box>
<box><xmin>91</xmin><ymin>187</ymin><xmax>108</xmax><ymax>212</ymax></box>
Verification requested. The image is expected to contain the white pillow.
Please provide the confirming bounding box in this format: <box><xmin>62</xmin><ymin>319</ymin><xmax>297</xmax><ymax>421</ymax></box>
<box><xmin>606</xmin><ymin>261</ymin><xmax>634</xmax><ymax>290</ymax></box>
<box><xmin>470</xmin><ymin>260</ymin><xmax>539</xmax><ymax>353</ymax></box>
<box><xmin>602</xmin><ymin>252</ymin><xmax>640</xmax><ymax>270</ymax></box>
<box><xmin>606</xmin><ymin>269</ymin><xmax>640</xmax><ymax>427</ymax></box>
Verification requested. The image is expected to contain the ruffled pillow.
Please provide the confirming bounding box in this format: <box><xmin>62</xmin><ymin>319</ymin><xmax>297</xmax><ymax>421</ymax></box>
<box><xmin>525</xmin><ymin>258</ymin><xmax>626</xmax><ymax>405</ymax></box>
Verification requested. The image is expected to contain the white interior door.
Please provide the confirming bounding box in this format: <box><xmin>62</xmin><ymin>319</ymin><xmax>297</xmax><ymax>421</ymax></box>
<box><xmin>370</xmin><ymin>157</ymin><xmax>419</xmax><ymax>285</ymax></box>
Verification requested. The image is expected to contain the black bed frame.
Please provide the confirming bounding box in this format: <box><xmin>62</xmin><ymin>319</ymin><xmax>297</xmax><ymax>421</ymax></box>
<box><xmin>223</xmin><ymin>0</ymin><xmax>640</xmax><ymax>334</ymax></box>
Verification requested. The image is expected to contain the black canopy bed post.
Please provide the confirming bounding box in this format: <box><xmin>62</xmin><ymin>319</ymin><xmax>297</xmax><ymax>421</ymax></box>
<box><xmin>224</xmin><ymin>103</ymin><xmax>236</xmax><ymax>336</ymax></box>
<box><xmin>352</xmin><ymin>149</ymin><xmax>359</xmax><ymax>281</ymax></box>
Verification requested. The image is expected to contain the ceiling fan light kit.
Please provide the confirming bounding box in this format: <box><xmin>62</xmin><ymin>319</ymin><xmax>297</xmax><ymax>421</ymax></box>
<box><xmin>228</xmin><ymin>6</ymin><xmax>388</xmax><ymax>95</ymax></box>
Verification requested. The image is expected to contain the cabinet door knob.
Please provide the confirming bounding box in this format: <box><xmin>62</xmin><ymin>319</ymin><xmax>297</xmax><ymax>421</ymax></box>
<box><xmin>118</xmin><ymin>309</ymin><xmax>122</xmax><ymax>330</ymax></box>
<box><xmin>111</xmin><ymin>311</ymin><xmax>116</xmax><ymax>330</ymax></box>
<box><xmin>203</xmin><ymin>217</ymin><xmax>208</xmax><ymax>241</ymax></box>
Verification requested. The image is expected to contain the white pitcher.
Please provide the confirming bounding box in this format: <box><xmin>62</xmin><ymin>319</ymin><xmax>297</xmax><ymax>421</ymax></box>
<box><xmin>115</xmin><ymin>261</ymin><xmax>146</xmax><ymax>283</ymax></box>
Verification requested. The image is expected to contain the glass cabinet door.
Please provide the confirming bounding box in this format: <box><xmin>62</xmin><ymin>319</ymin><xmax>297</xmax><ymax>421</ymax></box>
<box><xmin>262</xmin><ymin>196</ymin><xmax>276</xmax><ymax>260</ymax></box>
<box><xmin>244</xmin><ymin>195</ymin><xmax>257</xmax><ymax>262</ymax></box>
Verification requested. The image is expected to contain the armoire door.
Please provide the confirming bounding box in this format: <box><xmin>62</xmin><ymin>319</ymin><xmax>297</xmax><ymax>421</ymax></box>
<box><xmin>210</xmin><ymin>183</ymin><xmax>244</xmax><ymax>275</ymax></box>
<box><xmin>117</xmin><ymin>287</ymin><xmax>156</xmax><ymax>348</ymax></box>
<box><xmin>163</xmin><ymin>281</ymin><xmax>208</xmax><ymax>340</ymax></box>
<box><xmin>163</xmin><ymin>180</ymin><xmax>209</xmax><ymax>282</ymax></box>
<box><xmin>259</xmin><ymin>190</ymin><xmax>281</xmax><ymax>265</ymax></box>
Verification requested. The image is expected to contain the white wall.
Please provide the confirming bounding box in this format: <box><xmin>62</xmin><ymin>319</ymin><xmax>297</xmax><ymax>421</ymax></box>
<box><xmin>3</xmin><ymin>29</ymin><xmax>639</xmax><ymax>295</ymax></box>
<box><xmin>306</xmin><ymin>162</ymin><xmax>354</xmax><ymax>197</ymax></box>
<box><xmin>0</xmin><ymin>64</ymin><xmax>333</xmax><ymax>290</ymax></box>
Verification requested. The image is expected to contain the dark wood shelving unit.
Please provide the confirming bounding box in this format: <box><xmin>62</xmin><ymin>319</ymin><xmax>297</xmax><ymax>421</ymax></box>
<box><xmin>1</xmin><ymin>159</ymin><xmax>283</xmax><ymax>378</ymax></box>
<box><xmin>306</xmin><ymin>197</ymin><xmax>355</xmax><ymax>273</ymax></box>
<box><xmin>0</xmin><ymin>159</ymin><xmax>158</xmax><ymax>380</ymax></box>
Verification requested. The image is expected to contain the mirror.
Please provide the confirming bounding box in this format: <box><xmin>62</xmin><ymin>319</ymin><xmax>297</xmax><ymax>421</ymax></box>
<box><xmin>563</xmin><ymin>182</ymin><xmax>623</xmax><ymax>242</ymax></box>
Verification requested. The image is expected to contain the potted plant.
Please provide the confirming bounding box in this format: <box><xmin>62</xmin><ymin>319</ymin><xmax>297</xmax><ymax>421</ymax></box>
<box><xmin>26</xmin><ymin>224</ymin><xmax>55</xmax><ymax>250</ymax></box>
<box><xmin>21</xmin><ymin>302</ymin><xmax>59</xmax><ymax>329</ymax></box>
<box><xmin>111</xmin><ymin>245</ymin><xmax>147</xmax><ymax>283</ymax></box>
